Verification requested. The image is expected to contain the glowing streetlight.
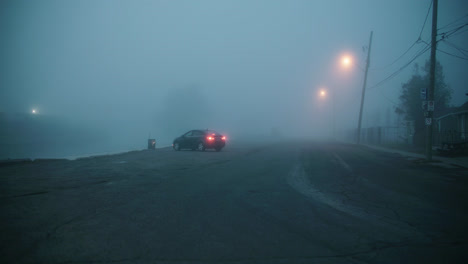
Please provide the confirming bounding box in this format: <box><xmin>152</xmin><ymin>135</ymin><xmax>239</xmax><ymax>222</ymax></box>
<box><xmin>32</xmin><ymin>109</ymin><xmax>37</xmax><ymax>114</ymax></box>
<box><xmin>341</xmin><ymin>55</ymin><xmax>352</xmax><ymax>68</ymax></box>
<box><xmin>319</xmin><ymin>89</ymin><xmax>327</xmax><ymax>98</ymax></box>
<box><xmin>317</xmin><ymin>86</ymin><xmax>335</xmax><ymax>139</ymax></box>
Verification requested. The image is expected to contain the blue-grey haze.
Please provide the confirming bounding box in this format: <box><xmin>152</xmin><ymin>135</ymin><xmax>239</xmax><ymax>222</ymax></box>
<box><xmin>1</xmin><ymin>0</ymin><xmax>467</xmax><ymax>157</ymax></box>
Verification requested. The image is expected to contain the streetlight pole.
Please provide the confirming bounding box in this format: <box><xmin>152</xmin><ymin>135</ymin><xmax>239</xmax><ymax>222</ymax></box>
<box><xmin>332</xmin><ymin>86</ymin><xmax>336</xmax><ymax>140</ymax></box>
<box><xmin>357</xmin><ymin>31</ymin><xmax>373</xmax><ymax>144</ymax></box>
<box><xmin>318</xmin><ymin>88</ymin><xmax>334</xmax><ymax>138</ymax></box>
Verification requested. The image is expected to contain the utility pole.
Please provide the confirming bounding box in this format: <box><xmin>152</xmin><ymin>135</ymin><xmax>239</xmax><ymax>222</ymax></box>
<box><xmin>332</xmin><ymin>86</ymin><xmax>336</xmax><ymax>140</ymax></box>
<box><xmin>357</xmin><ymin>31</ymin><xmax>373</xmax><ymax>144</ymax></box>
<box><xmin>426</xmin><ymin>0</ymin><xmax>438</xmax><ymax>161</ymax></box>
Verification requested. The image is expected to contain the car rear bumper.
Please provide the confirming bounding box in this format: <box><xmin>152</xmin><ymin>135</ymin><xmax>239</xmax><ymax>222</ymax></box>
<box><xmin>205</xmin><ymin>141</ymin><xmax>225</xmax><ymax>149</ymax></box>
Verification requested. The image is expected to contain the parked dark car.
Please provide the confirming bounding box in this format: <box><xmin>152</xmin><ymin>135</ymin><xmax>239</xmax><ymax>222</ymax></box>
<box><xmin>173</xmin><ymin>130</ymin><xmax>226</xmax><ymax>152</ymax></box>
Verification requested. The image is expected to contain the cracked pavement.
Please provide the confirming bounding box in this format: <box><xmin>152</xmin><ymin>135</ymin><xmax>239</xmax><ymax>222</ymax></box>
<box><xmin>1</xmin><ymin>141</ymin><xmax>467</xmax><ymax>263</ymax></box>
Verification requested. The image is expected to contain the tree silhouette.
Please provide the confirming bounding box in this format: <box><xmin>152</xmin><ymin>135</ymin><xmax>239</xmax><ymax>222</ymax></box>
<box><xmin>160</xmin><ymin>84</ymin><xmax>212</xmax><ymax>137</ymax></box>
<box><xmin>395</xmin><ymin>60</ymin><xmax>452</xmax><ymax>147</ymax></box>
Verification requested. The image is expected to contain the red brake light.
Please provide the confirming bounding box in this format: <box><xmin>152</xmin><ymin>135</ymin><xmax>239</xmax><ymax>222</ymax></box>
<box><xmin>207</xmin><ymin>136</ymin><xmax>214</xmax><ymax>141</ymax></box>
<box><xmin>221</xmin><ymin>136</ymin><xmax>226</xmax><ymax>140</ymax></box>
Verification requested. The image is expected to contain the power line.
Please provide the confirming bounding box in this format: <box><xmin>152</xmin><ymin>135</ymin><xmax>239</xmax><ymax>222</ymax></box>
<box><xmin>444</xmin><ymin>39</ymin><xmax>468</xmax><ymax>52</ymax></box>
<box><xmin>370</xmin><ymin>0</ymin><xmax>432</xmax><ymax>71</ymax></box>
<box><xmin>369</xmin><ymin>44</ymin><xmax>431</xmax><ymax>90</ymax></box>
<box><xmin>378</xmin><ymin>88</ymin><xmax>399</xmax><ymax>106</ymax></box>
<box><xmin>369</xmin><ymin>22</ymin><xmax>468</xmax><ymax>92</ymax></box>
<box><xmin>370</xmin><ymin>41</ymin><xmax>418</xmax><ymax>71</ymax></box>
<box><xmin>438</xmin><ymin>22</ymin><xmax>468</xmax><ymax>39</ymax></box>
<box><xmin>418</xmin><ymin>0</ymin><xmax>433</xmax><ymax>39</ymax></box>
<box><xmin>437</xmin><ymin>48</ymin><xmax>468</xmax><ymax>61</ymax></box>
<box><xmin>440</xmin><ymin>40</ymin><xmax>468</xmax><ymax>57</ymax></box>
<box><xmin>368</xmin><ymin>43</ymin><xmax>431</xmax><ymax>91</ymax></box>
<box><xmin>449</xmin><ymin>27</ymin><xmax>468</xmax><ymax>38</ymax></box>
<box><xmin>438</xmin><ymin>13</ymin><xmax>468</xmax><ymax>31</ymax></box>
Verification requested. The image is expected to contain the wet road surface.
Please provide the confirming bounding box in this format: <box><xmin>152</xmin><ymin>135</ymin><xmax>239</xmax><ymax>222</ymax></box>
<box><xmin>1</xmin><ymin>141</ymin><xmax>467</xmax><ymax>263</ymax></box>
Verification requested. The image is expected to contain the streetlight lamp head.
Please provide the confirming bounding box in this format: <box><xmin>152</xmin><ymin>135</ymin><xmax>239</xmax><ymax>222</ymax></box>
<box><xmin>319</xmin><ymin>89</ymin><xmax>326</xmax><ymax>97</ymax></box>
<box><xmin>342</xmin><ymin>56</ymin><xmax>352</xmax><ymax>67</ymax></box>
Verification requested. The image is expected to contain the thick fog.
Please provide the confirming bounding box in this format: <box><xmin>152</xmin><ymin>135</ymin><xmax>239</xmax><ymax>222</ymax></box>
<box><xmin>1</xmin><ymin>0</ymin><xmax>467</xmax><ymax>158</ymax></box>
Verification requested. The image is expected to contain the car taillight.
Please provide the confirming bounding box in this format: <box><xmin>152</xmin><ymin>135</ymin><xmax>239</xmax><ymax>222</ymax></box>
<box><xmin>221</xmin><ymin>136</ymin><xmax>226</xmax><ymax>140</ymax></box>
<box><xmin>207</xmin><ymin>136</ymin><xmax>214</xmax><ymax>141</ymax></box>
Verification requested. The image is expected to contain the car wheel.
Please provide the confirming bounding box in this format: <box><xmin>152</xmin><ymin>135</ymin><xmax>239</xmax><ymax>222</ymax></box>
<box><xmin>197</xmin><ymin>142</ymin><xmax>205</xmax><ymax>151</ymax></box>
<box><xmin>215</xmin><ymin>147</ymin><xmax>222</xmax><ymax>152</ymax></box>
<box><xmin>174</xmin><ymin>143</ymin><xmax>180</xmax><ymax>151</ymax></box>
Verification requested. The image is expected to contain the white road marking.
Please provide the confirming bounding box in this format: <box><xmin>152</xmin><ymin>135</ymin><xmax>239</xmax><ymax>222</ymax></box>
<box><xmin>287</xmin><ymin>164</ymin><xmax>361</xmax><ymax>217</ymax></box>
<box><xmin>286</xmin><ymin>163</ymin><xmax>425</xmax><ymax>238</ymax></box>
<box><xmin>332</xmin><ymin>153</ymin><xmax>353</xmax><ymax>173</ymax></box>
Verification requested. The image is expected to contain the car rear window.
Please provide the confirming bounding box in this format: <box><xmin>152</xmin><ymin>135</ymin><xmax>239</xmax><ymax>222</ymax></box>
<box><xmin>205</xmin><ymin>130</ymin><xmax>221</xmax><ymax>136</ymax></box>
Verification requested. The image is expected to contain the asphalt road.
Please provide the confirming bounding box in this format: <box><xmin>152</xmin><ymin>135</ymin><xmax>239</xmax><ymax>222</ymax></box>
<box><xmin>1</xmin><ymin>141</ymin><xmax>467</xmax><ymax>263</ymax></box>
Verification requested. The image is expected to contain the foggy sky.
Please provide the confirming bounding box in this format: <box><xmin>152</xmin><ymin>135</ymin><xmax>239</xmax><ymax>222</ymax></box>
<box><xmin>1</xmin><ymin>0</ymin><xmax>467</xmax><ymax>146</ymax></box>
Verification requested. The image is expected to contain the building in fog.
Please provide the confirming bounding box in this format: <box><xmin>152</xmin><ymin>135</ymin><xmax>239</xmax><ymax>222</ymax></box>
<box><xmin>435</xmin><ymin>101</ymin><xmax>468</xmax><ymax>144</ymax></box>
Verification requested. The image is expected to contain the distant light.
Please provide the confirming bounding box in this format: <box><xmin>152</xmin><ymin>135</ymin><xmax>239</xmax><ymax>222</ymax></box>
<box><xmin>32</xmin><ymin>109</ymin><xmax>37</xmax><ymax>114</ymax></box>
